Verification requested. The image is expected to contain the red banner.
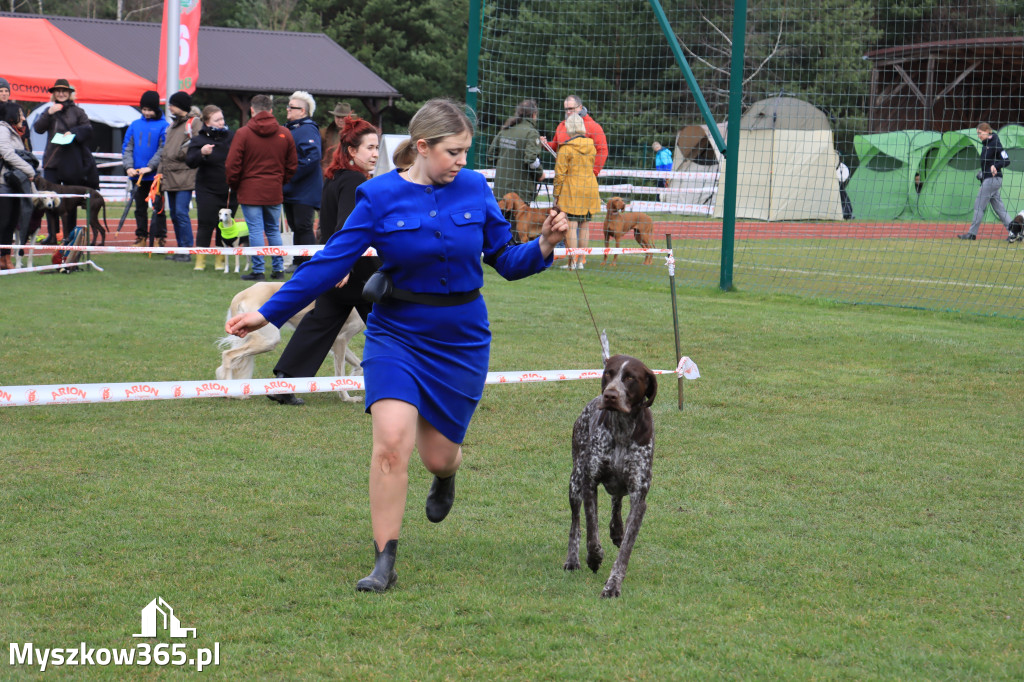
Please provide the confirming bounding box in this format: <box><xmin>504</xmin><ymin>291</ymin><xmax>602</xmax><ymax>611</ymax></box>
<box><xmin>158</xmin><ymin>0</ymin><xmax>201</xmax><ymax>95</ymax></box>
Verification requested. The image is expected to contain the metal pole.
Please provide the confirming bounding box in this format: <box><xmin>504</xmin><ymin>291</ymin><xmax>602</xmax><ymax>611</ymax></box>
<box><xmin>465</xmin><ymin>0</ymin><xmax>484</xmax><ymax>169</ymax></box>
<box><xmin>166</xmin><ymin>0</ymin><xmax>180</xmax><ymax>120</ymax></box>
<box><xmin>648</xmin><ymin>0</ymin><xmax>727</xmax><ymax>155</ymax></box>
<box><xmin>666</xmin><ymin>234</ymin><xmax>684</xmax><ymax>411</ymax></box>
<box><xmin>719</xmin><ymin>0</ymin><xmax>747</xmax><ymax>291</ymax></box>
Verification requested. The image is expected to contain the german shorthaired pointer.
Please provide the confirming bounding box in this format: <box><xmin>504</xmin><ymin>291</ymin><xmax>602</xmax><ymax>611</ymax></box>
<box><xmin>564</xmin><ymin>354</ymin><xmax>657</xmax><ymax>598</ymax></box>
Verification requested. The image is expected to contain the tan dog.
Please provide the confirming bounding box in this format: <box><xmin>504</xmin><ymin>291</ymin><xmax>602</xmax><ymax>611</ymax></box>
<box><xmin>216</xmin><ymin>282</ymin><xmax>365</xmax><ymax>402</ymax></box>
<box><xmin>602</xmin><ymin>197</ymin><xmax>655</xmax><ymax>265</ymax></box>
<box><xmin>498</xmin><ymin>192</ymin><xmax>546</xmax><ymax>243</ymax></box>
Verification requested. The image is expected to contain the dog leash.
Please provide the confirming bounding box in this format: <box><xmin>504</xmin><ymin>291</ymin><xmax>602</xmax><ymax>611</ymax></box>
<box><xmin>569</xmin><ymin>236</ymin><xmax>610</xmax><ymax>362</ymax></box>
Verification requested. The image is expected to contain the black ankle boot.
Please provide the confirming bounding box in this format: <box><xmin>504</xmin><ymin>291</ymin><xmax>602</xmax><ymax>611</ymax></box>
<box><xmin>356</xmin><ymin>539</ymin><xmax>398</xmax><ymax>593</ymax></box>
<box><xmin>266</xmin><ymin>371</ymin><xmax>305</xmax><ymax>406</ymax></box>
<box><xmin>425</xmin><ymin>472</ymin><xmax>456</xmax><ymax>523</ymax></box>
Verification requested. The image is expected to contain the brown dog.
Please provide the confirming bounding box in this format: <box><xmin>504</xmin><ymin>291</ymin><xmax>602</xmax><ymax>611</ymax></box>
<box><xmin>33</xmin><ymin>176</ymin><xmax>108</xmax><ymax>246</ymax></box>
<box><xmin>498</xmin><ymin>192</ymin><xmax>546</xmax><ymax>243</ymax></box>
<box><xmin>603</xmin><ymin>197</ymin><xmax>654</xmax><ymax>265</ymax></box>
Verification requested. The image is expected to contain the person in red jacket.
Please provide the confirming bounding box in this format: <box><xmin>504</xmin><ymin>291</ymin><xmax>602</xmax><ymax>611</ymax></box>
<box><xmin>226</xmin><ymin>94</ymin><xmax>298</xmax><ymax>280</ymax></box>
<box><xmin>544</xmin><ymin>95</ymin><xmax>608</xmax><ymax>176</ymax></box>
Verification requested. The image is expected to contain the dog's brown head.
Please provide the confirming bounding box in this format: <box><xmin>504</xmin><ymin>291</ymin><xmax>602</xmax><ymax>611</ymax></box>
<box><xmin>599</xmin><ymin>354</ymin><xmax>657</xmax><ymax>444</ymax></box>
<box><xmin>601</xmin><ymin>354</ymin><xmax>657</xmax><ymax>413</ymax></box>
<box><xmin>499</xmin><ymin>192</ymin><xmax>525</xmax><ymax>213</ymax></box>
<box><xmin>605</xmin><ymin>197</ymin><xmax>626</xmax><ymax>215</ymax></box>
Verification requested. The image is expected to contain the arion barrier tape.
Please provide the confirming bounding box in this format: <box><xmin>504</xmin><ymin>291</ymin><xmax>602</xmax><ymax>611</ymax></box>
<box><xmin>0</xmin><ymin>245</ymin><xmax>672</xmax><ymax>257</ymax></box>
<box><xmin>0</xmin><ymin>360</ymin><xmax>699</xmax><ymax>408</ymax></box>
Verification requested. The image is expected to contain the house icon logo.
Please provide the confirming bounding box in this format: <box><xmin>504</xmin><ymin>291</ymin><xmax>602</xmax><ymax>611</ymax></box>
<box><xmin>132</xmin><ymin>597</ymin><xmax>197</xmax><ymax>638</ymax></box>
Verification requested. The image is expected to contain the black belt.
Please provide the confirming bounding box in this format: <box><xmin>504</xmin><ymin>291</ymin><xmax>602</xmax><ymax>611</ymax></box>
<box><xmin>390</xmin><ymin>287</ymin><xmax>480</xmax><ymax>307</ymax></box>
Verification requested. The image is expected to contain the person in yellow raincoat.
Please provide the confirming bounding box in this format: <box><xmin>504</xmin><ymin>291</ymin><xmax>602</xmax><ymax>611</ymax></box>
<box><xmin>553</xmin><ymin>114</ymin><xmax>601</xmax><ymax>269</ymax></box>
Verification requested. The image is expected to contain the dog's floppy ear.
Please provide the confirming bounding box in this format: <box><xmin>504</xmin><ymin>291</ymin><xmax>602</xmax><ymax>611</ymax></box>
<box><xmin>642</xmin><ymin>365</ymin><xmax>657</xmax><ymax>409</ymax></box>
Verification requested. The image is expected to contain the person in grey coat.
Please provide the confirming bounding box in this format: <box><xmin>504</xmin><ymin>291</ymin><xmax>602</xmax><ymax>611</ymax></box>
<box><xmin>958</xmin><ymin>122</ymin><xmax>1012</xmax><ymax>241</ymax></box>
<box><xmin>0</xmin><ymin>102</ymin><xmax>37</xmax><ymax>270</ymax></box>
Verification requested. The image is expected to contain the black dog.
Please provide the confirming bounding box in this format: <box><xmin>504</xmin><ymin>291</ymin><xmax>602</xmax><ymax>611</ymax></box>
<box><xmin>33</xmin><ymin>176</ymin><xmax>108</xmax><ymax>246</ymax></box>
<box><xmin>564</xmin><ymin>354</ymin><xmax>657</xmax><ymax>598</ymax></box>
<box><xmin>1009</xmin><ymin>212</ymin><xmax>1024</xmax><ymax>244</ymax></box>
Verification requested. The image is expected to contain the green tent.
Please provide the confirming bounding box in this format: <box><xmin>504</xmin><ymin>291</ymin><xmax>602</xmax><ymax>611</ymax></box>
<box><xmin>917</xmin><ymin>126</ymin><xmax>1024</xmax><ymax>222</ymax></box>
<box><xmin>846</xmin><ymin>131</ymin><xmax>941</xmax><ymax>220</ymax></box>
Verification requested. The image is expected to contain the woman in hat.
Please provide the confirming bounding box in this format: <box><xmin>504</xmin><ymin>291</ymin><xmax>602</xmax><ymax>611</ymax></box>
<box><xmin>31</xmin><ymin>78</ymin><xmax>96</xmax><ymax>243</ymax></box>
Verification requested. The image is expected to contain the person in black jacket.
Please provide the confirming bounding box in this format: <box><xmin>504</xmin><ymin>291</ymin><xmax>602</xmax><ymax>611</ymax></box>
<box><xmin>31</xmin><ymin>78</ymin><xmax>97</xmax><ymax>243</ymax></box>
<box><xmin>268</xmin><ymin>116</ymin><xmax>381</xmax><ymax>405</ymax></box>
<box><xmin>958</xmin><ymin>122</ymin><xmax>1012</xmax><ymax>241</ymax></box>
<box><xmin>186</xmin><ymin>105</ymin><xmax>237</xmax><ymax>270</ymax></box>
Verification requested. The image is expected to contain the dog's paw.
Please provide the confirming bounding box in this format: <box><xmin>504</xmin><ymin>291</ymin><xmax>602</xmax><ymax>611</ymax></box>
<box><xmin>586</xmin><ymin>545</ymin><xmax>604</xmax><ymax>573</ymax></box>
<box><xmin>600</xmin><ymin>581</ymin><xmax>621</xmax><ymax>599</ymax></box>
<box><xmin>563</xmin><ymin>556</ymin><xmax>581</xmax><ymax>571</ymax></box>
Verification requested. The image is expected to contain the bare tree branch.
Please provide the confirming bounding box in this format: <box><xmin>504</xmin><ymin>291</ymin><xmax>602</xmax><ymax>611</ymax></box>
<box><xmin>743</xmin><ymin>17</ymin><xmax>785</xmax><ymax>85</ymax></box>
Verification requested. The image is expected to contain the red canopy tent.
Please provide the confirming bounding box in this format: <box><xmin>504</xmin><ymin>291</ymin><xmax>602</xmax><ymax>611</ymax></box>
<box><xmin>1</xmin><ymin>17</ymin><xmax>157</xmax><ymax>104</ymax></box>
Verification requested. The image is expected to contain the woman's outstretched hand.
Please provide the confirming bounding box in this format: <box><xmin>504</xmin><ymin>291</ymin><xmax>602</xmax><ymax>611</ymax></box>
<box><xmin>538</xmin><ymin>209</ymin><xmax>569</xmax><ymax>257</ymax></box>
<box><xmin>225</xmin><ymin>311</ymin><xmax>269</xmax><ymax>338</ymax></box>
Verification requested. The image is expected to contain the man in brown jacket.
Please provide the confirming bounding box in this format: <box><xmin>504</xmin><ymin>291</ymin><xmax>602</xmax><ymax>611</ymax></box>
<box><xmin>226</xmin><ymin>94</ymin><xmax>297</xmax><ymax>280</ymax></box>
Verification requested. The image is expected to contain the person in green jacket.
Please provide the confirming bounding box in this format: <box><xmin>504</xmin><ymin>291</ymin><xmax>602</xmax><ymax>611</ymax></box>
<box><xmin>488</xmin><ymin>99</ymin><xmax>544</xmax><ymax>205</ymax></box>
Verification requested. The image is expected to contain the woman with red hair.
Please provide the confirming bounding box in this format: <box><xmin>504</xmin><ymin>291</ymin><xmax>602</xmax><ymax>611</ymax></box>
<box><xmin>268</xmin><ymin>116</ymin><xmax>381</xmax><ymax>404</ymax></box>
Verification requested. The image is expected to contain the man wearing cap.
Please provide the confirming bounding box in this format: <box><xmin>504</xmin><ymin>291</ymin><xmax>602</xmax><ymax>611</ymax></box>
<box><xmin>320</xmin><ymin>102</ymin><xmax>352</xmax><ymax>170</ymax></box>
<box><xmin>32</xmin><ymin>78</ymin><xmax>96</xmax><ymax>243</ymax></box>
<box><xmin>0</xmin><ymin>77</ymin><xmax>9</xmax><ymax>103</ymax></box>
<box><xmin>154</xmin><ymin>90</ymin><xmax>202</xmax><ymax>261</ymax></box>
<box><xmin>122</xmin><ymin>90</ymin><xmax>169</xmax><ymax>248</ymax></box>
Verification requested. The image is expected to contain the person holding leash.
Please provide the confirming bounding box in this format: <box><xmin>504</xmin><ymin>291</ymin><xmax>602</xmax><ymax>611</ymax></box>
<box><xmin>268</xmin><ymin>115</ymin><xmax>382</xmax><ymax>406</ymax></box>
<box><xmin>185</xmin><ymin>105</ymin><xmax>236</xmax><ymax>271</ymax></box>
<box><xmin>958</xmin><ymin>122</ymin><xmax>1012</xmax><ymax>241</ymax></box>
<box><xmin>123</xmin><ymin>91</ymin><xmax>169</xmax><ymax>248</ymax></box>
<box><xmin>226</xmin><ymin>98</ymin><xmax>568</xmax><ymax>593</ymax></box>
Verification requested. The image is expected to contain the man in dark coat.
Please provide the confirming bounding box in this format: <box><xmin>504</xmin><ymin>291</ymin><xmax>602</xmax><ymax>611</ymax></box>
<box><xmin>282</xmin><ymin>91</ymin><xmax>323</xmax><ymax>268</ymax></box>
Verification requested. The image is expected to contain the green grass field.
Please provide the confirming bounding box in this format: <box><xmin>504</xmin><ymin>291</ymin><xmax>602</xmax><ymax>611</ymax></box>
<box><xmin>2</xmin><ymin>255</ymin><xmax>1022</xmax><ymax>679</ymax></box>
<box><xmin>597</xmin><ymin>236</ymin><xmax>1024</xmax><ymax>319</ymax></box>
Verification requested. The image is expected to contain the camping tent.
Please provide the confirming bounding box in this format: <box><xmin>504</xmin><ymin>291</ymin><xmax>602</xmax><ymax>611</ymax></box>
<box><xmin>917</xmin><ymin>126</ymin><xmax>1024</xmax><ymax>222</ymax></box>
<box><xmin>714</xmin><ymin>96</ymin><xmax>844</xmax><ymax>221</ymax></box>
<box><xmin>845</xmin><ymin>131</ymin><xmax>941</xmax><ymax>220</ymax></box>
<box><xmin>0</xmin><ymin>17</ymin><xmax>156</xmax><ymax>105</ymax></box>
<box><xmin>660</xmin><ymin>123</ymin><xmax>722</xmax><ymax>208</ymax></box>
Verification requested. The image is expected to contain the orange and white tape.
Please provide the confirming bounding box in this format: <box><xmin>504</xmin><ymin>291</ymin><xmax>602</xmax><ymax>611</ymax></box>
<box><xmin>0</xmin><ymin>245</ymin><xmax>671</xmax><ymax>257</ymax></box>
<box><xmin>0</xmin><ymin>360</ymin><xmax>699</xmax><ymax>408</ymax></box>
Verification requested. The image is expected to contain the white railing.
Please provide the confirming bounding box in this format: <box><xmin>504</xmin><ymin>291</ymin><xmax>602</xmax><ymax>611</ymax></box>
<box><xmin>479</xmin><ymin>168</ymin><xmax>719</xmax><ymax>215</ymax></box>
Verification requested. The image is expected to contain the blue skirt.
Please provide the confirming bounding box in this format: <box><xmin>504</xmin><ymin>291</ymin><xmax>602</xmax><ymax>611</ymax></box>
<box><xmin>361</xmin><ymin>296</ymin><xmax>490</xmax><ymax>444</ymax></box>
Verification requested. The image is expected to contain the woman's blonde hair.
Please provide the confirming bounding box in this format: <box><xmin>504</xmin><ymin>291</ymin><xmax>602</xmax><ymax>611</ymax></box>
<box><xmin>565</xmin><ymin>113</ymin><xmax>586</xmax><ymax>136</ymax></box>
<box><xmin>201</xmin><ymin>104</ymin><xmax>222</xmax><ymax>124</ymax></box>
<box><xmin>393</xmin><ymin>98</ymin><xmax>475</xmax><ymax>169</ymax></box>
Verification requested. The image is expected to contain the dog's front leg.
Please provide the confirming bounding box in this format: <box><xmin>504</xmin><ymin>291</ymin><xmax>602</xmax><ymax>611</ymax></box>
<box><xmin>609</xmin><ymin>496</ymin><xmax>624</xmax><ymax>547</ymax></box>
<box><xmin>601</xmin><ymin>491</ymin><xmax>647</xmax><ymax>598</ymax></box>
<box><xmin>583</xmin><ymin>480</ymin><xmax>604</xmax><ymax>572</ymax></box>
<box><xmin>564</xmin><ymin>460</ymin><xmax>584</xmax><ymax>571</ymax></box>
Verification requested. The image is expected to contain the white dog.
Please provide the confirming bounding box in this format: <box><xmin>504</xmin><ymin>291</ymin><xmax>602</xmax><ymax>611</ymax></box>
<box><xmin>216</xmin><ymin>282</ymin><xmax>366</xmax><ymax>401</ymax></box>
<box><xmin>217</xmin><ymin>208</ymin><xmax>250</xmax><ymax>274</ymax></box>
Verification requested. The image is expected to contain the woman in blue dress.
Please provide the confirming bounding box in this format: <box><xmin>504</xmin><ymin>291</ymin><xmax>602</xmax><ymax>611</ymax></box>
<box><xmin>226</xmin><ymin>99</ymin><xmax>568</xmax><ymax>592</ymax></box>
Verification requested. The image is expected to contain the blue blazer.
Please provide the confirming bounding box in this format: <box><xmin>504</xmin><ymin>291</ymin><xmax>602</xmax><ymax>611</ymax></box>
<box><xmin>260</xmin><ymin>168</ymin><xmax>551</xmax><ymax>328</ymax></box>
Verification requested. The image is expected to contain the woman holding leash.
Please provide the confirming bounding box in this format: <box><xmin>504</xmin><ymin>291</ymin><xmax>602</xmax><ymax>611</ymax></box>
<box><xmin>226</xmin><ymin>98</ymin><xmax>568</xmax><ymax>592</ymax></box>
<box><xmin>268</xmin><ymin>115</ymin><xmax>382</xmax><ymax>406</ymax></box>
<box><xmin>186</xmin><ymin>105</ymin><xmax>236</xmax><ymax>271</ymax></box>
